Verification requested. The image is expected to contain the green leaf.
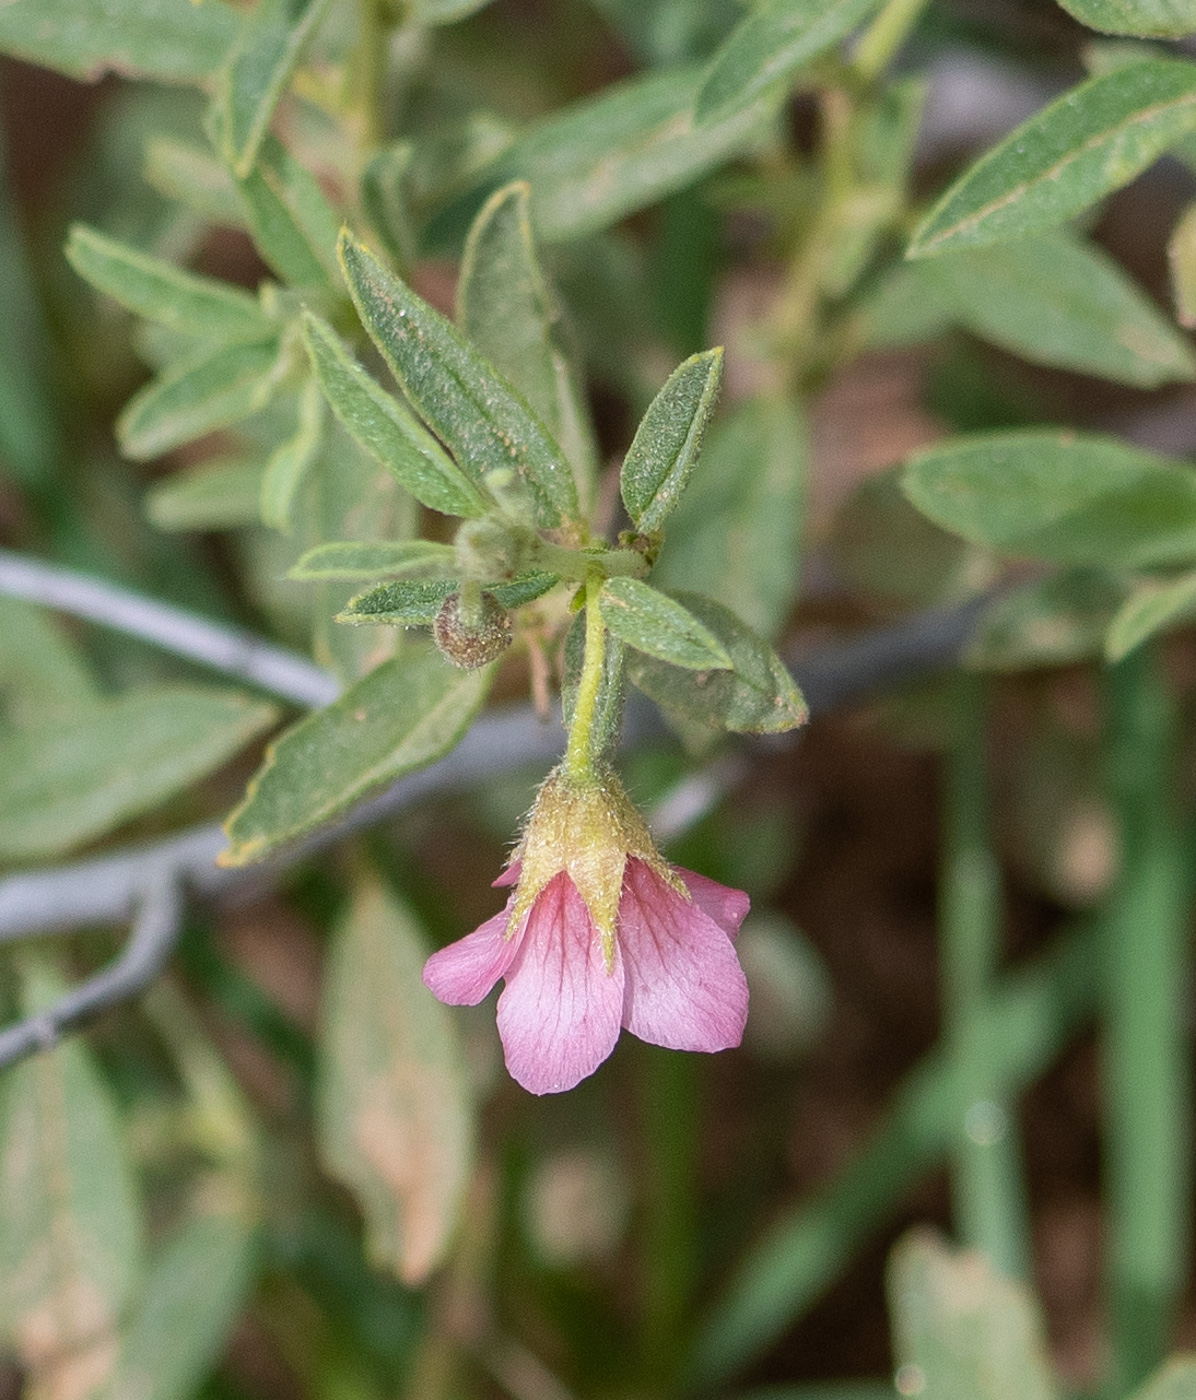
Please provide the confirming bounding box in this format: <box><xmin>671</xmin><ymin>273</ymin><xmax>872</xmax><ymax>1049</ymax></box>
<box><xmin>290</xmin><ymin>539</ymin><xmax>458</xmax><ymax>580</ymax></box>
<box><xmin>0</xmin><ymin>597</ymin><xmax>99</xmax><ymax>727</ymax></box>
<box><xmin>652</xmin><ymin>395</ymin><xmax>806</xmax><ymax>637</ymax></box>
<box><xmin>98</xmin><ymin>1206</ymin><xmax>259</xmax><ymax>1400</ymax></box>
<box><xmin>221</xmin><ymin>646</ymin><xmax>490</xmax><ymax>865</ymax></box>
<box><xmin>902</xmin><ymin>430</ymin><xmax>1196</xmax><ymax>568</ymax></box>
<box><xmin>260</xmin><ymin>377</ymin><xmax>325</xmax><ymax>531</ymax></box>
<box><xmin>144</xmin><ymin>137</ymin><xmax>247</xmax><ymax>228</ymax></box>
<box><xmin>215</xmin><ymin>0</ymin><xmax>332</xmax><ymax>177</ymax></box>
<box><xmin>361</xmin><ymin>142</ymin><xmax>417</xmax><ymax>270</ymax></box>
<box><xmin>1056</xmin><ymin>0</ymin><xmax>1196</xmax><ymax>37</ymax></box>
<box><xmin>339</xmin><ymin>232</ymin><xmax>577</xmax><ymax>527</ymax></box>
<box><xmin>145</xmin><ymin>456</ymin><xmax>267</xmax><ymax>531</ymax></box>
<box><xmin>1106</xmin><ymin>569</ymin><xmax>1196</xmax><ymax>659</ymax></box>
<box><xmin>457</xmin><ymin>181</ymin><xmax>599</xmax><ymax>510</ymax></box>
<box><xmin>625</xmin><ymin>592</ymin><xmax>807</xmax><ymax>733</ymax></box>
<box><xmin>620</xmin><ymin>348</ymin><xmax>723</xmax><ymax>533</ymax></box>
<box><xmin>0</xmin><ymin>687</ymin><xmax>278</xmax><ymax>861</ymax></box>
<box><xmin>696</xmin><ymin>0</ymin><xmax>886</xmax><ymax>125</ymax></box>
<box><xmin>317</xmin><ymin>875</ymin><xmax>473</xmax><ymax>1285</ymax></box>
<box><xmin>234</xmin><ymin>134</ymin><xmax>340</xmax><ymax>289</ymax></box>
<box><xmin>598</xmin><ymin>576</ymin><xmax>732</xmax><ymax>669</ymax></box>
<box><xmin>429</xmin><ymin>63</ymin><xmax>780</xmax><ymax>245</ymax></box>
<box><xmin>0</xmin><ymin>960</ymin><xmax>142</xmax><ymax>1389</ymax></box>
<box><xmin>301</xmin><ymin>311</ymin><xmax>487</xmax><ymax>519</ymax></box>
<box><xmin>967</xmin><ymin>569</ymin><xmax>1128</xmax><ymax>670</ymax></box>
<box><xmin>856</xmin><ymin>260</ymin><xmax>954</xmax><ymax>349</ymax></box>
<box><xmin>888</xmin><ymin>1230</ymin><xmax>1059</xmax><ymax>1400</ymax></box>
<box><xmin>1130</xmin><ymin>1356</ymin><xmax>1196</xmax><ymax>1399</ymax></box>
<box><xmin>66</xmin><ymin>224</ymin><xmax>273</xmax><ymax>342</ymax></box>
<box><xmin>926</xmin><ymin>232</ymin><xmax>1196</xmax><ymax>387</ymax></box>
<box><xmin>117</xmin><ymin>337</ymin><xmax>286</xmax><ymax>460</ymax></box>
<box><xmin>0</xmin><ymin>0</ymin><xmax>237</xmax><ymax>83</ymax></box>
<box><xmin>1168</xmin><ymin>199</ymin><xmax>1196</xmax><ymax>327</ymax></box>
<box><xmin>407</xmin><ymin>0</ymin><xmax>493</xmax><ymax>20</ymax></box>
<box><xmin>908</xmin><ymin>61</ymin><xmax>1196</xmax><ymax>257</ymax></box>
<box><xmin>341</xmin><ymin>572</ymin><xmax>557</xmax><ymax>625</ymax></box>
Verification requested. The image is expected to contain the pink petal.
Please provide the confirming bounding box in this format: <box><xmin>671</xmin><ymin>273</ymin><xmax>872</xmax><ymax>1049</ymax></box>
<box><xmin>496</xmin><ymin>872</ymin><xmax>626</xmax><ymax>1095</ymax></box>
<box><xmin>677</xmin><ymin>866</ymin><xmax>750</xmax><ymax>939</ymax></box>
<box><xmin>493</xmin><ymin>860</ymin><xmax>521</xmax><ymax>888</ymax></box>
<box><xmin>618</xmin><ymin>859</ymin><xmax>749</xmax><ymax>1053</ymax></box>
<box><xmin>423</xmin><ymin>896</ymin><xmax>524</xmax><ymax>1005</ymax></box>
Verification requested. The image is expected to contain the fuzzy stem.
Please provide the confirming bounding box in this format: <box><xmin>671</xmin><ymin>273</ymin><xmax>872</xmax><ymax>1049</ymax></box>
<box><xmin>853</xmin><ymin>0</ymin><xmax>932</xmax><ymax>82</ymax></box>
<box><xmin>563</xmin><ymin>572</ymin><xmax>607</xmax><ymax>783</ymax></box>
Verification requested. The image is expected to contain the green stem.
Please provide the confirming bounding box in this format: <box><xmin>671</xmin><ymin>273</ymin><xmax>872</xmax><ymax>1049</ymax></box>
<box><xmin>563</xmin><ymin>572</ymin><xmax>607</xmax><ymax>782</ymax></box>
<box><xmin>941</xmin><ymin>673</ymin><xmax>1030</xmax><ymax>1280</ymax></box>
<box><xmin>534</xmin><ymin>539</ymin><xmax>648</xmax><ymax>582</ymax></box>
<box><xmin>853</xmin><ymin>0</ymin><xmax>932</xmax><ymax>82</ymax></box>
<box><xmin>1101</xmin><ymin>647</ymin><xmax>1191</xmax><ymax>1395</ymax></box>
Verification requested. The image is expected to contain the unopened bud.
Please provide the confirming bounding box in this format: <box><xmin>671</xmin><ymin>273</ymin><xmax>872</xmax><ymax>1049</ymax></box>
<box><xmin>433</xmin><ymin>590</ymin><xmax>512</xmax><ymax>669</ymax></box>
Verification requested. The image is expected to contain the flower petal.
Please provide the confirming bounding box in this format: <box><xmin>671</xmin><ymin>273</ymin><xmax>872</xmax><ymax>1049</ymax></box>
<box><xmin>677</xmin><ymin>866</ymin><xmax>750</xmax><ymax>939</ymax></box>
<box><xmin>423</xmin><ymin>896</ymin><xmax>524</xmax><ymax>1005</ymax></box>
<box><xmin>618</xmin><ymin>859</ymin><xmax>749</xmax><ymax>1053</ymax></box>
<box><xmin>493</xmin><ymin>860</ymin><xmax>521</xmax><ymax>888</ymax></box>
<box><xmin>496</xmin><ymin>872</ymin><xmax>626</xmax><ymax>1094</ymax></box>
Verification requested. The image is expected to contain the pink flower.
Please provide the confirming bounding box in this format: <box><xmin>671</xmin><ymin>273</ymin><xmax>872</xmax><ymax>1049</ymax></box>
<box><xmin>423</xmin><ymin>768</ymin><xmax>750</xmax><ymax>1094</ymax></box>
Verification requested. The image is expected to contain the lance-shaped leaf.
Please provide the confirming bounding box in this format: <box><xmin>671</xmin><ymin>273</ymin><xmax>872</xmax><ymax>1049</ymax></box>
<box><xmin>408</xmin><ymin>0</ymin><xmax>493</xmax><ymax>21</ymax></box>
<box><xmin>926</xmin><ymin>232</ymin><xmax>1196</xmax><ymax>388</ymax></box>
<box><xmin>598</xmin><ymin>577</ymin><xmax>732</xmax><ymax>669</ymax></box>
<box><xmin>1168</xmin><ymin>199</ymin><xmax>1196</xmax><ymax>327</ymax></box>
<box><xmin>144</xmin><ymin>137</ymin><xmax>247</xmax><ymax>227</ymax></box>
<box><xmin>0</xmin><ymin>687</ymin><xmax>277</xmax><ymax>861</ymax></box>
<box><xmin>97</xmin><ymin>1204</ymin><xmax>259</xmax><ymax>1400</ymax></box>
<box><xmin>260</xmin><ymin>376</ymin><xmax>325</xmax><ymax>531</ymax></box>
<box><xmin>908</xmin><ymin>61</ymin><xmax>1196</xmax><ymax>257</ymax></box>
<box><xmin>1130</xmin><ymin>1357</ymin><xmax>1196</xmax><ymax>1399</ymax></box>
<box><xmin>66</xmin><ymin>225</ymin><xmax>274</xmax><ymax>341</ymax></box>
<box><xmin>145</xmin><ymin>456</ymin><xmax>266</xmax><ymax>531</ymax></box>
<box><xmin>341</xmin><ymin>572</ymin><xmax>557</xmax><ymax>625</ymax></box>
<box><xmin>625</xmin><ymin>592</ymin><xmax>807</xmax><ymax>733</ymax></box>
<box><xmin>0</xmin><ymin>0</ymin><xmax>237</xmax><ymax>83</ymax></box>
<box><xmin>117</xmin><ymin>337</ymin><xmax>285</xmax><ymax>460</ymax></box>
<box><xmin>0</xmin><ymin>961</ymin><xmax>142</xmax><ymax>1395</ymax></box>
<box><xmin>457</xmin><ymin>181</ymin><xmax>599</xmax><ymax>509</ymax></box>
<box><xmin>215</xmin><ymin>0</ymin><xmax>332</xmax><ymax>177</ymax></box>
<box><xmin>318</xmin><ymin>875</ymin><xmax>473</xmax><ymax>1285</ymax></box>
<box><xmin>620</xmin><ymin>347</ymin><xmax>723</xmax><ymax>533</ymax></box>
<box><xmin>1056</xmin><ymin>0</ymin><xmax>1196</xmax><ymax>36</ymax></box>
<box><xmin>221</xmin><ymin>645</ymin><xmax>490</xmax><ymax>865</ymax></box>
<box><xmin>1106</xmin><ymin>569</ymin><xmax>1196</xmax><ymax>660</ymax></box>
<box><xmin>0</xmin><ymin>596</ymin><xmax>99</xmax><ymax>724</ymax></box>
<box><xmin>234</xmin><ymin>134</ymin><xmax>340</xmax><ymax>289</ymax></box>
<box><xmin>290</xmin><ymin>539</ymin><xmax>458</xmax><ymax>580</ymax></box>
<box><xmin>888</xmin><ymin>1230</ymin><xmax>1059</xmax><ymax>1400</ymax></box>
<box><xmin>339</xmin><ymin>232</ymin><xmax>577</xmax><ymax>527</ymax></box>
<box><xmin>902</xmin><ymin>430</ymin><xmax>1196</xmax><ymax>568</ymax></box>
<box><xmin>696</xmin><ymin>0</ymin><xmax>887</xmax><ymax>124</ymax></box>
<box><xmin>302</xmin><ymin>311</ymin><xmax>487</xmax><ymax>519</ymax></box>
<box><xmin>967</xmin><ymin>569</ymin><xmax>1128</xmax><ymax>671</ymax></box>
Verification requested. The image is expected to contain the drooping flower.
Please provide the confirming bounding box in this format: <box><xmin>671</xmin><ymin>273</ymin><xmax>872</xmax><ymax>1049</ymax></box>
<box><xmin>423</xmin><ymin>766</ymin><xmax>749</xmax><ymax>1094</ymax></box>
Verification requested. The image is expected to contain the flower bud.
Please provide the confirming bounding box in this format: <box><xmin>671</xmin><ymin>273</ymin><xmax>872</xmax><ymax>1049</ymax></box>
<box><xmin>433</xmin><ymin>589</ymin><xmax>512</xmax><ymax>669</ymax></box>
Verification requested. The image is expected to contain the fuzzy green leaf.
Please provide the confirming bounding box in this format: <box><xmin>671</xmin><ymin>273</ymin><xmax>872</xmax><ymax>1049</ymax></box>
<box><xmin>144</xmin><ymin>137</ymin><xmax>247</xmax><ymax>227</ymax></box>
<box><xmin>696</xmin><ymin>0</ymin><xmax>887</xmax><ymax>124</ymax></box>
<box><xmin>1106</xmin><ymin>569</ymin><xmax>1196</xmax><ymax>659</ymax></box>
<box><xmin>215</xmin><ymin>0</ymin><xmax>332</xmax><ymax>177</ymax></box>
<box><xmin>290</xmin><ymin>539</ymin><xmax>458</xmax><ymax>580</ymax></box>
<box><xmin>301</xmin><ymin>311</ymin><xmax>487</xmax><ymax>519</ymax></box>
<box><xmin>260</xmin><ymin>377</ymin><xmax>325</xmax><ymax>531</ymax></box>
<box><xmin>908</xmin><ymin>61</ymin><xmax>1196</xmax><ymax>256</ymax></box>
<box><xmin>620</xmin><ymin>348</ymin><xmax>723</xmax><ymax>532</ymax></box>
<box><xmin>361</xmin><ymin>142</ymin><xmax>416</xmax><ymax>270</ymax></box>
<box><xmin>341</xmin><ymin>572</ymin><xmax>557</xmax><ymax>625</ymax></box>
<box><xmin>625</xmin><ymin>592</ymin><xmax>807</xmax><ymax>733</ymax></box>
<box><xmin>1168</xmin><ymin>199</ymin><xmax>1196</xmax><ymax>327</ymax></box>
<box><xmin>598</xmin><ymin>577</ymin><xmax>732</xmax><ymax>669</ymax></box>
<box><xmin>339</xmin><ymin>232</ymin><xmax>577</xmax><ymax>526</ymax></box>
<box><xmin>317</xmin><ymin>875</ymin><xmax>473</xmax><ymax>1285</ymax></box>
<box><xmin>0</xmin><ymin>961</ymin><xmax>142</xmax><ymax>1389</ymax></box>
<box><xmin>145</xmin><ymin>457</ymin><xmax>267</xmax><ymax>531</ymax></box>
<box><xmin>0</xmin><ymin>0</ymin><xmax>237</xmax><ymax>83</ymax></box>
<box><xmin>651</xmin><ymin>394</ymin><xmax>806</xmax><ymax>636</ymax></box>
<box><xmin>221</xmin><ymin>646</ymin><xmax>490</xmax><ymax>865</ymax></box>
<box><xmin>117</xmin><ymin>337</ymin><xmax>284</xmax><ymax>460</ymax></box>
<box><xmin>1056</xmin><ymin>0</ymin><xmax>1196</xmax><ymax>36</ymax></box>
<box><xmin>926</xmin><ymin>232</ymin><xmax>1196</xmax><ymax>387</ymax></box>
<box><xmin>0</xmin><ymin>597</ymin><xmax>100</xmax><ymax>727</ymax></box>
<box><xmin>66</xmin><ymin>224</ymin><xmax>273</xmax><ymax>341</ymax></box>
<box><xmin>967</xmin><ymin>569</ymin><xmax>1128</xmax><ymax>670</ymax></box>
<box><xmin>0</xmin><ymin>687</ymin><xmax>278</xmax><ymax>861</ymax></box>
<box><xmin>457</xmin><ymin>181</ymin><xmax>598</xmax><ymax>510</ymax></box>
<box><xmin>903</xmin><ymin>430</ymin><xmax>1196</xmax><ymax>568</ymax></box>
<box><xmin>234</xmin><ymin>134</ymin><xmax>340</xmax><ymax>289</ymax></box>
<box><xmin>888</xmin><ymin>1230</ymin><xmax>1059</xmax><ymax>1400</ymax></box>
